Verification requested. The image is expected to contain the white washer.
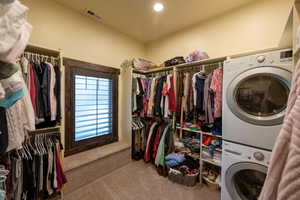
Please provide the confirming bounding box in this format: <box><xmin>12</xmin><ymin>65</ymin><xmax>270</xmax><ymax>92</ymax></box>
<box><xmin>221</xmin><ymin>141</ymin><xmax>271</xmax><ymax>200</ymax></box>
<box><xmin>223</xmin><ymin>49</ymin><xmax>292</xmax><ymax>150</ymax></box>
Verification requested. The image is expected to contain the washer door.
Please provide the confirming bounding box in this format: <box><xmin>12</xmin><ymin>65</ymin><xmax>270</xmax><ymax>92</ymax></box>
<box><xmin>227</xmin><ymin>66</ymin><xmax>291</xmax><ymax>126</ymax></box>
<box><xmin>225</xmin><ymin>162</ymin><xmax>267</xmax><ymax>200</ymax></box>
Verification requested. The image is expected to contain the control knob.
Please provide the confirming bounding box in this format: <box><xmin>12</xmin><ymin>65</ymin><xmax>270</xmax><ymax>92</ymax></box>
<box><xmin>254</xmin><ymin>152</ymin><xmax>265</xmax><ymax>161</ymax></box>
<box><xmin>257</xmin><ymin>55</ymin><xmax>265</xmax><ymax>63</ymax></box>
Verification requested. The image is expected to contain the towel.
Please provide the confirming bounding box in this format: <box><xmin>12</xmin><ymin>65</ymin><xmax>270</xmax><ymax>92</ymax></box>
<box><xmin>259</xmin><ymin>60</ymin><xmax>300</xmax><ymax>200</ymax></box>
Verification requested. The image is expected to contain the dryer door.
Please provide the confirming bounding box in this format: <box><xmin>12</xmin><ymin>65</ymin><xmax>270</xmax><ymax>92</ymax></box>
<box><xmin>225</xmin><ymin>162</ymin><xmax>267</xmax><ymax>200</ymax></box>
<box><xmin>227</xmin><ymin>66</ymin><xmax>291</xmax><ymax>126</ymax></box>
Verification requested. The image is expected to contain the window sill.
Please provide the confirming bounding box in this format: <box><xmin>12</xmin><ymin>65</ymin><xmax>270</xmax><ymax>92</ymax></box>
<box><xmin>63</xmin><ymin>141</ymin><xmax>130</xmax><ymax>172</ymax></box>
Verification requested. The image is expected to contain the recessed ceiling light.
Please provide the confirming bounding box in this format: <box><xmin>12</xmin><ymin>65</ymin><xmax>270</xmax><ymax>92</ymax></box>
<box><xmin>153</xmin><ymin>2</ymin><xmax>164</xmax><ymax>12</ymax></box>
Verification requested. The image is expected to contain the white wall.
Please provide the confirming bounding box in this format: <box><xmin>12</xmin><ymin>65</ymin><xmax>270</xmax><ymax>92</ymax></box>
<box><xmin>21</xmin><ymin>0</ymin><xmax>146</xmax><ymax>143</ymax></box>
<box><xmin>146</xmin><ymin>0</ymin><xmax>294</xmax><ymax>64</ymax></box>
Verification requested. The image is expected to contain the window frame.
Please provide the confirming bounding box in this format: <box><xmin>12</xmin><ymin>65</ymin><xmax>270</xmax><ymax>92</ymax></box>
<box><xmin>64</xmin><ymin>58</ymin><xmax>120</xmax><ymax>156</ymax></box>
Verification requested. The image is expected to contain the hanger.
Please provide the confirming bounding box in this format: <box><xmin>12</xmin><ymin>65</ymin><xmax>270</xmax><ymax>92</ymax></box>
<box><xmin>34</xmin><ymin>135</ymin><xmax>41</xmax><ymax>155</ymax></box>
<box><xmin>40</xmin><ymin>134</ymin><xmax>46</xmax><ymax>155</ymax></box>
<box><xmin>27</xmin><ymin>136</ymin><xmax>37</xmax><ymax>155</ymax></box>
<box><xmin>23</xmin><ymin>142</ymin><xmax>32</xmax><ymax>160</ymax></box>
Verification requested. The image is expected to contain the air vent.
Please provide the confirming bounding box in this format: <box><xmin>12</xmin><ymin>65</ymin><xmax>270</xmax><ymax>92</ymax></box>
<box><xmin>86</xmin><ymin>9</ymin><xmax>102</xmax><ymax>21</ymax></box>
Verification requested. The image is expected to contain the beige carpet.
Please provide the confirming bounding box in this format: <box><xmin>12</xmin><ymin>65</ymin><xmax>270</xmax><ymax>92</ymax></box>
<box><xmin>64</xmin><ymin>161</ymin><xmax>221</xmax><ymax>200</ymax></box>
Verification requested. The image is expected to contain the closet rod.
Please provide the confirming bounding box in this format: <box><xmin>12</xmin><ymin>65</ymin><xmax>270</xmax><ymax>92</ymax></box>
<box><xmin>28</xmin><ymin>127</ymin><xmax>60</xmax><ymax>135</ymax></box>
<box><xmin>176</xmin><ymin>61</ymin><xmax>223</xmax><ymax>72</ymax></box>
<box><xmin>132</xmin><ymin>69</ymin><xmax>147</xmax><ymax>75</ymax></box>
<box><xmin>175</xmin><ymin>56</ymin><xmax>226</xmax><ymax>70</ymax></box>
<box><xmin>22</xmin><ymin>52</ymin><xmax>59</xmax><ymax>60</ymax></box>
<box><xmin>132</xmin><ymin>56</ymin><xmax>227</xmax><ymax>74</ymax></box>
<box><xmin>28</xmin><ymin>131</ymin><xmax>60</xmax><ymax>137</ymax></box>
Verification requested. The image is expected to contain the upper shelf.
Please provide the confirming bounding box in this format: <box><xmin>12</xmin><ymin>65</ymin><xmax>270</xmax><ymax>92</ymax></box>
<box><xmin>132</xmin><ymin>56</ymin><xmax>227</xmax><ymax>74</ymax></box>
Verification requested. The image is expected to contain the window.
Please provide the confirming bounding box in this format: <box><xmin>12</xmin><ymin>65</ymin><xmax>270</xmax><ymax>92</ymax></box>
<box><xmin>64</xmin><ymin>58</ymin><xmax>119</xmax><ymax>156</ymax></box>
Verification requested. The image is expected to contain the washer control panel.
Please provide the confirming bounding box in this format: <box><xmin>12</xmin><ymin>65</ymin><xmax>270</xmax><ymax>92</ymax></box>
<box><xmin>223</xmin><ymin>141</ymin><xmax>271</xmax><ymax>165</ymax></box>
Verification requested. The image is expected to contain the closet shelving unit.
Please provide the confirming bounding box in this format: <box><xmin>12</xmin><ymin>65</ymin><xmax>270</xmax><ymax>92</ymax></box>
<box><xmin>24</xmin><ymin>44</ymin><xmax>64</xmax><ymax>142</ymax></box>
<box><xmin>23</xmin><ymin>44</ymin><xmax>65</xmax><ymax>200</ymax></box>
<box><xmin>132</xmin><ymin>56</ymin><xmax>227</xmax><ymax>187</ymax></box>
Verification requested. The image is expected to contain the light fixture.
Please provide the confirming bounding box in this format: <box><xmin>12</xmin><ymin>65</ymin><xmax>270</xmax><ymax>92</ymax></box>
<box><xmin>153</xmin><ymin>2</ymin><xmax>164</xmax><ymax>12</ymax></box>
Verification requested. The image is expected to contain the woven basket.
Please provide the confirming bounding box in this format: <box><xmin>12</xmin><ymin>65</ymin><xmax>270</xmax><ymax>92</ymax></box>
<box><xmin>168</xmin><ymin>172</ymin><xmax>199</xmax><ymax>187</ymax></box>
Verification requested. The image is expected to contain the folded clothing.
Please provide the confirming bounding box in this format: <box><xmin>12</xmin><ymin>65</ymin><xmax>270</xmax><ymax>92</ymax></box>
<box><xmin>164</xmin><ymin>56</ymin><xmax>185</xmax><ymax>67</ymax></box>
<box><xmin>0</xmin><ymin>107</ymin><xmax>8</xmax><ymax>155</ymax></box>
<box><xmin>165</xmin><ymin>160</ymin><xmax>180</xmax><ymax>167</ymax></box>
<box><xmin>0</xmin><ymin>61</ymin><xmax>19</xmax><ymax>79</ymax></box>
<box><xmin>133</xmin><ymin>58</ymin><xmax>156</xmax><ymax>71</ymax></box>
<box><xmin>180</xmin><ymin>138</ymin><xmax>200</xmax><ymax>153</ymax></box>
<box><xmin>165</xmin><ymin>153</ymin><xmax>186</xmax><ymax>167</ymax></box>
<box><xmin>185</xmin><ymin>50</ymin><xmax>209</xmax><ymax>63</ymax></box>
<box><xmin>0</xmin><ymin>0</ymin><xmax>28</xmax><ymax>55</ymax></box>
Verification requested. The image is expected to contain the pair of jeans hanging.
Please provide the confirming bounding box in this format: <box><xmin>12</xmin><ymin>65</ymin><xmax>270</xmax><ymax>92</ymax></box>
<box><xmin>0</xmin><ymin>165</ymin><xmax>9</xmax><ymax>200</ymax></box>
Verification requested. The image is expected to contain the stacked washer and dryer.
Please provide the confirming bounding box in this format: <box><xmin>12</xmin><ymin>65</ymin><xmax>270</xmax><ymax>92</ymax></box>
<box><xmin>221</xmin><ymin>49</ymin><xmax>293</xmax><ymax>200</ymax></box>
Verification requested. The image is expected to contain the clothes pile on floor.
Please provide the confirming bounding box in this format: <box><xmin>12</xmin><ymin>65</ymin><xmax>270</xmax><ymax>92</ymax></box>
<box><xmin>165</xmin><ymin>153</ymin><xmax>200</xmax><ymax>175</ymax></box>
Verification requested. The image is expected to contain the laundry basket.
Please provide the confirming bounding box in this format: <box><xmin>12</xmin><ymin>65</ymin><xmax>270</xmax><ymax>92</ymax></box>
<box><xmin>168</xmin><ymin>170</ymin><xmax>199</xmax><ymax>187</ymax></box>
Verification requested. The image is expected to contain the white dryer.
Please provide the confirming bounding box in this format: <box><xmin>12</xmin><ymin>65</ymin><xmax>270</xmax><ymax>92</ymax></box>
<box><xmin>221</xmin><ymin>141</ymin><xmax>271</xmax><ymax>200</ymax></box>
<box><xmin>223</xmin><ymin>49</ymin><xmax>292</xmax><ymax>150</ymax></box>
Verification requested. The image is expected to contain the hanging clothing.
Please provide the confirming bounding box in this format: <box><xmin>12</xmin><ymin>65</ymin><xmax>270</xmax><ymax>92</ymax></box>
<box><xmin>210</xmin><ymin>67</ymin><xmax>223</xmax><ymax>118</ymax></box>
<box><xmin>47</xmin><ymin>62</ymin><xmax>57</xmax><ymax>121</ymax></box>
<box><xmin>154</xmin><ymin>77</ymin><xmax>166</xmax><ymax>116</ymax></box>
<box><xmin>155</xmin><ymin>125</ymin><xmax>170</xmax><ymax>166</ymax></box>
<box><xmin>6</xmin><ymin>99</ymin><xmax>27</xmax><ymax>151</ymax></box>
<box><xmin>147</xmin><ymin>78</ymin><xmax>157</xmax><ymax>116</ymax></box>
<box><xmin>20</xmin><ymin>59</ymin><xmax>61</xmax><ymax>128</ymax></box>
<box><xmin>4</xmin><ymin>68</ymin><xmax>35</xmax><ymax>152</ymax></box>
<box><xmin>145</xmin><ymin>122</ymin><xmax>158</xmax><ymax>162</ymax></box>
<box><xmin>54</xmin><ymin>65</ymin><xmax>61</xmax><ymax>122</ymax></box>
<box><xmin>1</xmin><ymin>134</ymin><xmax>67</xmax><ymax>200</ymax></box>
<box><xmin>0</xmin><ymin>107</ymin><xmax>8</xmax><ymax>155</ymax></box>
<box><xmin>204</xmin><ymin>73</ymin><xmax>214</xmax><ymax>124</ymax></box>
<box><xmin>28</xmin><ymin>63</ymin><xmax>37</xmax><ymax>113</ymax></box>
<box><xmin>194</xmin><ymin>73</ymin><xmax>206</xmax><ymax>113</ymax></box>
<box><xmin>132</xmin><ymin>77</ymin><xmax>138</xmax><ymax>112</ymax></box>
<box><xmin>259</xmin><ymin>61</ymin><xmax>300</xmax><ymax>200</ymax></box>
<box><xmin>182</xmin><ymin>73</ymin><xmax>190</xmax><ymax>113</ymax></box>
<box><xmin>131</xmin><ymin>118</ymin><xmax>146</xmax><ymax>160</ymax></box>
<box><xmin>168</xmin><ymin>74</ymin><xmax>176</xmax><ymax>112</ymax></box>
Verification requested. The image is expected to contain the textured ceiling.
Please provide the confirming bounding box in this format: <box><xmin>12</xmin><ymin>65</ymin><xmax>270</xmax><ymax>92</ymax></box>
<box><xmin>55</xmin><ymin>0</ymin><xmax>258</xmax><ymax>43</ymax></box>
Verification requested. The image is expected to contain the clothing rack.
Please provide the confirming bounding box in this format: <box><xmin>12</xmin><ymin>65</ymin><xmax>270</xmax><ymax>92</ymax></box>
<box><xmin>28</xmin><ymin>127</ymin><xmax>61</xmax><ymax>137</ymax></box>
<box><xmin>19</xmin><ymin>44</ymin><xmax>63</xmax><ymax>130</ymax></box>
<box><xmin>176</xmin><ymin>62</ymin><xmax>223</xmax><ymax>73</ymax></box>
<box><xmin>22</xmin><ymin>52</ymin><xmax>59</xmax><ymax>64</ymax></box>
